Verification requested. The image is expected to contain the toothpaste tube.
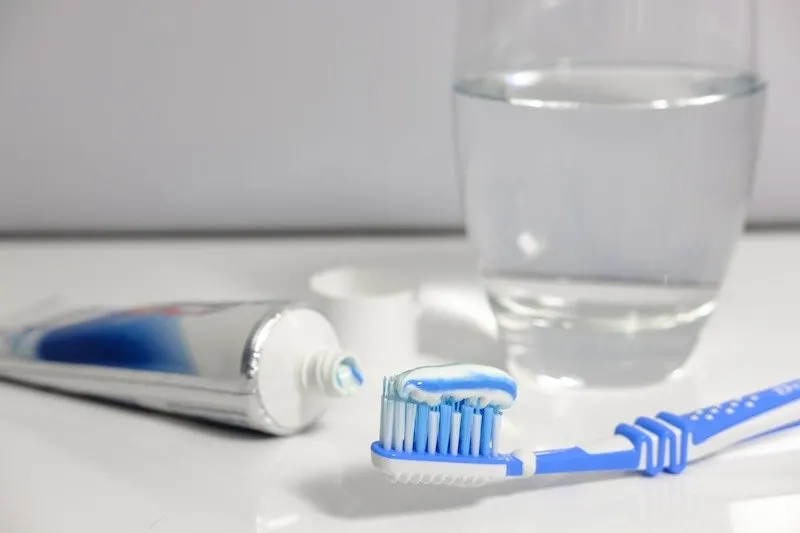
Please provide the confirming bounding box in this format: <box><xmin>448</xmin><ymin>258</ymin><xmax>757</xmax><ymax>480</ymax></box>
<box><xmin>0</xmin><ymin>300</ymin><xmax>364</xmax><ymax>435</ymax></box>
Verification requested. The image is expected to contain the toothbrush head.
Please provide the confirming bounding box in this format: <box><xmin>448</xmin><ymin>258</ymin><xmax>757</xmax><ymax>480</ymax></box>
<box><xmin>370</xmin><ymin>363</ymin><xmax>529</xmax><ymax>486</ymax></box>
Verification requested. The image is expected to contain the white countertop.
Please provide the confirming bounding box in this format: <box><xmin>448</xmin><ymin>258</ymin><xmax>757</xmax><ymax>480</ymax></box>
<box><xmin>0</xmin><ymin>234</ymin><xmax>799</xmax><ymax>533</ymax></box>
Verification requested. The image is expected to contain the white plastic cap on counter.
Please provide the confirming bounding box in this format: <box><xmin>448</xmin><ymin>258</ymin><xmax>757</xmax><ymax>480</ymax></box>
<box><xmin>308</xmin><ymin>267</ymin><xmax>421</xmax><ymax>362</ymax></box>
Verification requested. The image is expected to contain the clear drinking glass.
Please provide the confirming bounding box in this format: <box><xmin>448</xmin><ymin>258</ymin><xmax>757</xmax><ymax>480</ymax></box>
<box><xmin>453</xmin><ymin>0</ymin><xmax>765</xmax><ymax>388</ymax></box>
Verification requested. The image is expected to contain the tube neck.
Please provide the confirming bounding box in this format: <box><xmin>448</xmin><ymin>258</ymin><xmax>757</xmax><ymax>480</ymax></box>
<box><xmin>303</xmin><ymin>348</ymin><xmax>364</xmax><ymax>397</ymax></box>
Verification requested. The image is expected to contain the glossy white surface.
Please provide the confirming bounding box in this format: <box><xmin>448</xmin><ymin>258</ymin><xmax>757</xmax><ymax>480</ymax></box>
<box><xmin>0</xmin><ymin>234</ymin><xmax>799</xmax><ymax>532</ymax></box>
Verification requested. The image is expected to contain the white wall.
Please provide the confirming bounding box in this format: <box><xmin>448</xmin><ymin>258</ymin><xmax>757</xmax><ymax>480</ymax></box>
<box><xmin>752</xmin><ymin>0</ymin><xmax>800</xmax><ymax>223</ymax></box>
<box><xmin>0</xmin><ymin>0</ymin><xmax>796</xmax><ymax>232</ymax></box>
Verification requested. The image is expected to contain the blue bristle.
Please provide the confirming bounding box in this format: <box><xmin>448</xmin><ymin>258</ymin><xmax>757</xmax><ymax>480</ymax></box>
<box><xmin>459</xmin><ymin>403</ymin><xmax>473</xmax><ymax>455</ymax></box>
<box><xmin>438</xmin><ymin>402</ymin><xmax>452</xmax><ymax>453</ymax></box>
<box><xmin>414</xmin><ymin>403</ymin><xmax>429</xmax><ymax>452</ymax></box>
<box><xmin>480</xmin><ymin>407</ymin><xmax>494</xmax><ymax>456</ymax></box>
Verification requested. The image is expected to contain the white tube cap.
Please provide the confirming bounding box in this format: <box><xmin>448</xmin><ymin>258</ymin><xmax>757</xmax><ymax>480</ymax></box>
<box><xmin>309</xmin><ymin>267</ymin><xmax>420</xmax><ymax>362</ymax></box>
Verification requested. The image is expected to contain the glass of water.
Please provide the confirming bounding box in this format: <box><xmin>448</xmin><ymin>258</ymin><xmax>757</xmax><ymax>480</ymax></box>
<box><xmin>453</xmin><ymin>0</ymin><xmax>765</xmax><ymax>389</ymax></box>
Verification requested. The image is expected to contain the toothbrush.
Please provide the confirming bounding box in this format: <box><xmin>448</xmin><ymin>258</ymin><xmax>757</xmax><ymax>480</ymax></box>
<box><xmin>370</xmin><ymin>364</ymin><xmax>800</xmax><ymax>486</ymax></box>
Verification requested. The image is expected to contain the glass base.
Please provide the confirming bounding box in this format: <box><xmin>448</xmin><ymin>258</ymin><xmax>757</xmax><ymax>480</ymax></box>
<box><xmin>487</xmin><ymin>277</ymin><xmax>716</xmax><ymax>389</ymax></box>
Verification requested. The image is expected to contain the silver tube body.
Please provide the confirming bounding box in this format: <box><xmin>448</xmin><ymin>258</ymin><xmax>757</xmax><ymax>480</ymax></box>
<box><xmin>0</xmin><ymin>300</ymin><xmax>345</xmax><ymax>435</ymax></box>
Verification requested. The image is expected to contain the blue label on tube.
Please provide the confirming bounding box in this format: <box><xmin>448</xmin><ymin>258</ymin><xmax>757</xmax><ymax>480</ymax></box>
<box><xmin>7</xmin><ymin>307</ymin><xmax>201</xmax><ymax>374</ymax></box>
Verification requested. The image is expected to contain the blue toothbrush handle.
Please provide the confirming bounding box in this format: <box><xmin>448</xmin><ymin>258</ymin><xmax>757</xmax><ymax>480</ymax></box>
<box><xmin>529</xmin><ymin>378</ymin><xmax>800</xmax><ymax>477</ymax></box>
<box><xmin>680</xmin><ymin>378</ymin><xmax>800</xmax><ymax>445</ymax></box>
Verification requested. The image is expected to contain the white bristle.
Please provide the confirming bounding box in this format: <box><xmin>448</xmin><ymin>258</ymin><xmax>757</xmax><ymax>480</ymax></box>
<box><xmin>427</xmin><ymin>410</ymin><xmax>439</xmax><ymax>454</ymax></box>
<box><xmin>471</xmin><ymin>412</ymin><xmax>481</xmax><ymax>456</ymax></box>
<box><xmin>404</xmin><ymin>403</ymin><xmax>416</xmax><ymax>452</ymax></box>
<box><xmin>380</xmin><ymin>380</ymin><xmax>392</xmax><ymax>447</ymax></box>
<box><xmin>492</xmin><ymin>412</ymin><xmax>502</xmax><ymax>456</ymax></box>
<box><xmin>379</xmin><ymin>395</ymin><xmax>386</xmax><ymax>443</ymax></box>
<box><xmin>383</xmin><ymin>398</ymin><xmax>395</xmax><ymax>449</ymax></box>
<box><xmin>379</xmin><ymin>379</ymin><xmax>385</xmax><ymax>440</ymax></box>
<box><xmin>393</xmin><ymin>401</ymin><xmax>405</xmax><ymax>451</ymax></box>
<box><xmin>450</xmin><ymin>411</ymin><xmax>461</xmax><ymax>455</ymax></box>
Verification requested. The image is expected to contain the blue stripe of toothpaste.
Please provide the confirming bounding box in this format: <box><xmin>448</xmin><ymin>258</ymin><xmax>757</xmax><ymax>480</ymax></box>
<box><xmin>404</xmin><ymin>375</ymin><xmax>517</xmax><ymax>401</ymax></box>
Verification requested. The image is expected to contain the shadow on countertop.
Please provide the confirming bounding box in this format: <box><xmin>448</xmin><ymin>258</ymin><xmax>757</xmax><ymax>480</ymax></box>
<box><xmin>294</xmin><ymin>447</ymin><xmax>800</xmax><ymax>521</ymax></box>
<box><xmin>294</xmin><ymin>465</ymin><xmax>622</xmax><ymax>519</ymax></box>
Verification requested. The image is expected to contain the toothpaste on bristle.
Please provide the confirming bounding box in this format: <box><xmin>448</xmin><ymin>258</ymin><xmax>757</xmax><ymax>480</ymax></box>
<box><xmin>392</xmin><ymin>363</ymin><xmax>517</xmax><ymax>409</ymax></box>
